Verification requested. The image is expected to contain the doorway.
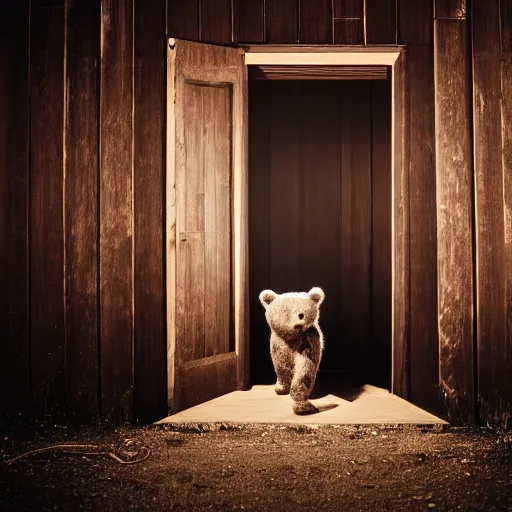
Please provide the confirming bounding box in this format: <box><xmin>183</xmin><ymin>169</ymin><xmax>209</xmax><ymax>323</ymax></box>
<box><xmin>166</xmin><ymin>40</ymin><xmax>419</xmax><ymax>420</ymax></box>
<box><xmin>248</xmin><ymin>77</ymin><xmax>392</xmax><ymax>396</ymax></box>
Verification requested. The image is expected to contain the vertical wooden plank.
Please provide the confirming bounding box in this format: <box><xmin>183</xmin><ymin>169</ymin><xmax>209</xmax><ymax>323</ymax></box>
<box><xmin>65</xmin><ymin>0</ymin><xmax>100</xmax><ymax>422</ymax></box>
<box><xmin>266</xmin><ymin>0</ymin><xmax>298</xmax><ymax>43</ymax></box>
<box><xmin>333</xmin><ymin>19</ymin><xmax>364</xmax><ymax>45</ymax></box>
<box><xmin>434</xmin><ymin>19</ymin><xmax>474</xmax><ymax>424</ymax></box>
<box><xmin>300</xmin><ymin>82</ymin><xmax>342</xmax><ymax>371</ymax></box>
<box><xmin>0</xmin><ymin>1</ymin><xmax>30</xmax><ymax>417</ymax></box>
<box><xmin>179</xmin><ymin>83</ymin><xmax>205</xmax><ymax>362</ymax></box>
<box><xmin>406</xmin><ymin>46</ymin><xmax>439</xmax><ymax>415</ymax></box>
<box><xmin>434</xmin><ymin>0</ymin><xmax>466</xmax><ymax>19</ymax></box>
<box><xmin>183</xmin><ymin>85</ymin><xmax>205</xmax><ymax>234</ymax></box>
<box><xmin>391</xmin><ymin>53</ymin><xmax>410</xmax><ymax>398</ymax></box>
<box><xmin>236</xmin><ymin>44</ymin><xmax>249</xmax><ymax>391</ymax></box>
<box><xmin>30</xmin><ymin>1</ymin><xmax>66</xmax><ymax>417</ymax></box>
<box><xmin>100</xmin><ymin>0</ymin><xmax>134</xmax><ymax>422</ymax></box>
<box><xmin>167</xmin><ymin>0</ymin><xmax>199</xmax><ymax>40</ymax></box>
<box><xmin>371</xmin><ymin>80</ymin><xmax>392</xmax><ymax>369</ymax></box>
<box><xmin>500</xmin><ymin>0</ymin><xmax>512</xmax><ymax>430</ymax></box>
<box><xmin>200</xmin><ymin>0</ymin><xmax>232</xmax><ymax>44</ymax></box>
<box><xmin>398</xmin><ymin>0</ymin><xmax>433</xmax><ymax>45</ymax></box>
<box><xmin>340</xmin><ymin>81</ymin><xmax>372</xmax><ymax>367</ymax></box>
<box><xmin>180</xmin><ymin>233</ymin><xmax>206</xmax><ymax>362</ymax></box>
<box><xmin>234</xmin><ymin>0</ymin><xmax>264</xmax><ymax>43</ymax></box>
<box><xmin>333</xmin><ymin>0</ymin><xmax>363</xmax><ymax>18</ymax></box>
<box><xmin>472</xmin><ymin>0</ymin><xmax>509</xmax><ymax>428</ymax></box>
<box><xmin>248</xmin><ymin>82</ymin><xmax>272</xmax><ymax>381</ymax></box>
<box><xmin>203</xmin><ymin>85</ymin><xmax>232</xmax><ymax>358</ymax></box>
<box><xmin>299</xmin><ymin>0</ymin><xmax>332</xmax><ymax>44</ymax></box>
<box><xmin>133</xmin><ymin>0</ymin><xmax>167</xmax><ymax>423</ymax></box>
<box><xmin>269</xmin><ymin>82</ymin><xmax>301</xmax><ymax>293</ymax></box>
<box><xmin>365</xmin><ymin>0</ymin><xmax>397</xmax><ymax>44</ymax></box>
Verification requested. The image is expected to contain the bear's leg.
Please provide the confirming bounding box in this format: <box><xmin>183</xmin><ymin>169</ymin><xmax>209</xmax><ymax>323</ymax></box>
<box><xmin>273</xmin><ymin>360</ymin><xmax>292</xmax><ymax>395</ymax></box>
<box><xmin>271</xmin><ymin>340</ymin><xmax>293</xmax><ymax>395</ymax></box>
<box><xmin>290</xmin><ymin>353</ymin><xmax>319</xmax><ymax>415</ymax></box>
<box><xmin>275</xmin><ymin>378</ymin><xmax>290</xmax><ymax>395</ymax></box>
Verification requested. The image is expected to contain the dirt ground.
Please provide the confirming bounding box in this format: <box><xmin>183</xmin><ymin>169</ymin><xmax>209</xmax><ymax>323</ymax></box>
<box><xmin>0</xmin><ymin>421</ymin><xmax>511</xmax><ymax>511</ymax></box>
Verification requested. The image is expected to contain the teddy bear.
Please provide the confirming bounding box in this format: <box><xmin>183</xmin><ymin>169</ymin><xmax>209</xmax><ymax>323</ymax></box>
<box><xmin>259</xmin><ymin>287</ymin><xmax>325</xmax><ymax>415</ymax></box>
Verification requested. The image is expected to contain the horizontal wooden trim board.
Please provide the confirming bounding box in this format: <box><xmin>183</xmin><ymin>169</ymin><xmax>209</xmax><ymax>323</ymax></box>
<box><xmin>242</xmin><ymin>45</ymin><xmax>403</xmax><ymax>53</ymax></box>
<box><xmin>248</xmin><ymin>65</ymin><xmax>390</xmax><ymax>80</ymax></box>
<box><xmin>182</xmin><ymin>351</ymin><xmax>237</xmax><ymax>370</ymax></box>
<box><xmin>244</xmin><ymin>51</ymin><xmax>401</xmax><ymax>66</ymax></box>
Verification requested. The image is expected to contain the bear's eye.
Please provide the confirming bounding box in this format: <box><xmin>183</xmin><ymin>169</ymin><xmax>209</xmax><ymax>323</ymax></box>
<box><xmin>298</xmin><ymin>313</ymin><xmax>304</xmax><ymax>320</ymax></box>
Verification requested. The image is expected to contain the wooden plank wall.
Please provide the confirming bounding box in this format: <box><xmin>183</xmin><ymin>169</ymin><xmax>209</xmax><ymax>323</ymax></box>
<box><xmin>1</xmin><ymin>0</ymin><xmax>511</xmax><ymax>427</ymax></box>
<box><xmin>0</xmin><ymin>1</ymin><xmax>31</xmax><ymax>416</ymax></box>
<box><xmin>434</xmin><ymin>2</ymin><xmax>474</xmax><ymax>425</ymax></box>
<box><xmin>472</xmin><ymin>0</ymin><xmax>512</xmax><ymax>429</ymax></box>
<box><xmin>0</xmin><ymin>0</ymin><xmax>167</xmax><ymax>424</ymax></box>
<box><xmin>249</xmin><ymin>80</ymin><xmax>392</xmax><ymax>382</ymax></box>
<box><xmin>399</xmin><ymin>0</ymin><xmax>439</xmax><ymax>415</ymax></box>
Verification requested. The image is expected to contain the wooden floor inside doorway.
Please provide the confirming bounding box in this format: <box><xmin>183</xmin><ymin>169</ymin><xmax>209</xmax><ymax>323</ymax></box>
<box><xmin>157</xmin><ymin>375</ymin><xmax>446</xmax><ymax>426</ymax></box>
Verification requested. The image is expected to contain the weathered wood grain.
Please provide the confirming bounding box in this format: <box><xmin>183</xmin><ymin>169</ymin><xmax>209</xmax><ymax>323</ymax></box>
<box><xmin>371</xmin><ymin>80</ymin><xmax>392</xmax><ymax>369</ymax></box>
<box><xmin>179</xmin><ymin>353</ymin><xmax>238</xmax><ymax>410</ymax></box>
<box><xmin>391</xmin><ymin>52</ymin><xmax>409</xmax><ymax>399</ymax></box>
<box><xmin>180</xmin><ymin>232</ymin><xmax>206</xmax><ymax>362</ymax></box>
<box><xmin>398</xmin><ymin>0</ymin><xmax>433</xmax><ymax>45</ymax></box>
<box><xmin>180</xmin><ymin>83</ymin><xmax>205</xmax><ymax>362</ymax></box>
<box><xmin>234</xmin><ymin>0</ymin><xmax>264</xmax><ymax>42</ymax></box>
<box><xmin>435</xmin><ymin>0</ymin><xmax>466</xmax><ymax>19</ymax></box>
<box><xmin>333</xmin><ymin>19</ymin><xmax>364</xmax><ymax>45</ymax></box>
<box><xmin>65</xmin><ymin>0</ymin><xmax>100</xmax><ymax>422</ymax></box>
<box><xmin>406</xmin><ymin>45</ymin><xmax>440</xmax><ymax>415</ymax></box>
<box><xmin>500</xmin><ymin>0</ymin><xmax>512</xmax><ymax>432</ymax></box>
<box><xmin>434</xmin><ymin>19</ymin><xmax>474</xmax><ymax>424</ymax></box>
<box><xmin>30</xmin><ymin>2</ymin><xmax>66</xmax><ymax>417</ymax></box>
<box><xmin>0</xmin><ymin>1</ymin><xmax>30</xmax><ymax>417</ymax></box>
<box><xmin>299</xmin><ymin>0</ymin><xmax>332</xmax><ymax>44</ymax></box>
<box><xmin>99</xmin><ymin>0</ymin><xmax>134</xmax><ymax>422</ymax></box>
<box><xmin>340</xmin><ymin>81</ymin><xmax>372</xmax><ymax>365</ymax></box>
<box><xmin>266</xmin><ymin>0</ymin><xmax>298</xmax><ymax>43</ymax></box>
<box><xmin>167</xmin><ymin>0</ymin><xmax>199</xmax><ymax>40</ymax></box>
<box><xmin>236</xmin><ymin>45</ymin><xmax>250</xmax><ymax>391</ymax></box>
<box><xmin>333</xmin><ymin>0</ymin><xmax>363</xmax><ymax>18</ymax></box>
<box><xmin>133</xmin><ymin>0</ymin><xmax>167</xmax><ymax>423</ymax></box>
<box><xmin>203</xmin><ymin>85</ymin><xmax>232</xmax><ymax>358</ymax></box>
<box><xmin>472</xmin><ymin>0</ymin><xmax>509</xmax><ymax>429</ymax></box>
<box><xmin>169</xmin><ymin>39</ymin><xmax>247</xmax><ymax>410</ymax></box>
<box><xmin>200</xmin><ymin>0</ymin><xmax>232</xmax><ymax>44</ymax></box>
<box><xmin>365</xmin><ymin>0</ymin><xmax>397</xmax><ymax>44</ymax></box>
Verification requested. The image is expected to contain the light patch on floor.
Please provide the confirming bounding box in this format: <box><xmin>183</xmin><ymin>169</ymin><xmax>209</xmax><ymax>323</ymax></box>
<box><xmin>156</xmin><ymin>384</ymin><xmax>448</xmax><ymax>426</ymax></box>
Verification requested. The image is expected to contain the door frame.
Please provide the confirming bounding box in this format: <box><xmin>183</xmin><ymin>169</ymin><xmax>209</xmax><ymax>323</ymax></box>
<box><xmin>166</xmin><ymin>43</ymin><xmax>408</xmax><ymax>411</ymax></box>
<box><xmin>243</xmin><ymin>46</ymin><xmax>407</xmax><ymax>398</ymax></box>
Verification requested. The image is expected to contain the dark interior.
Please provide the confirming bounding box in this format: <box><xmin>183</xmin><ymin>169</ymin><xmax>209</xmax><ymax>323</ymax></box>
<box><xmin>248</xmin><ymin>77</ymin><xmax>392</xmax><ymax>395</ymax></box>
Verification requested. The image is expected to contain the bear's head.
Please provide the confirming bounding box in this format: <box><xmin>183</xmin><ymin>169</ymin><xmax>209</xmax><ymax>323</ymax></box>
<box><xmin>259</xmin><ymin>287</ymin><xmax>325</xmax><ymax>339</ymax></box>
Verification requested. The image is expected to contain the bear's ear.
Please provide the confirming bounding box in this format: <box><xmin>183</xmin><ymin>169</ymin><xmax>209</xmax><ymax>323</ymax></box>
<box><xmin>259</xmin><ymin>289</ymin><xmax>277</xmax><ymax>307</ymax></box>
<box><xmin>308</xmin><ymin>287</ymin><xmax>325</xmax><ymax>304</ymax></box>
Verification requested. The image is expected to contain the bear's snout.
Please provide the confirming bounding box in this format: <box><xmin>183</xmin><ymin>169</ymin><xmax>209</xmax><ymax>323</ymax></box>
<box><xmin>294</xmin><ymin>313</ymin><xmax>305</xmax><ymax>331</ymax></box>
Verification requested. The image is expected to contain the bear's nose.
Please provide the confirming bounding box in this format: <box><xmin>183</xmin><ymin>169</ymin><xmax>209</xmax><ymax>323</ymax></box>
<box><xmin>298</xmin><ymin>313</ymin><xmax>304</xmax><ymax>320</ymax></box>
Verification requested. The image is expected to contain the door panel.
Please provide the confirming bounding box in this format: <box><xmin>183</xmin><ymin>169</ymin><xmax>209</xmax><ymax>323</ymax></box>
<box><xmin>167</xmin><ymin>38</ymin><xmax>247</xmax><ymax>412</ymax></box>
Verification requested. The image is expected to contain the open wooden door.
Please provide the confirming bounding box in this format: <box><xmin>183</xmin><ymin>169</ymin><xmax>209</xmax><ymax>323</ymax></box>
<box><xmin>166</xmin><ymin>38</ymin><xmax>248</xmax><ymax>413</ymax></box>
